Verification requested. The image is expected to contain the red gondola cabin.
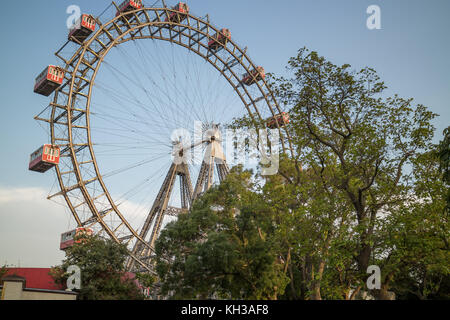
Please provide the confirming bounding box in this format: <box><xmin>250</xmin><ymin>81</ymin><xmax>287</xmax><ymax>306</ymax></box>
<box><xmin>165</xmin><ymin>2</ymin><xmax>189</xmax><ymax>23</ymax></box>
<box><xmin>34</xmin><ymin>66</ymin><xmax>65</xmax><ymax>96</ymax></box>
<box><xmin>29</xmin><ymin>145</ymin><xmax>61</xmax><ymax>173</ymax></box>
<box><xmin>68</xmin><ymin>14</ymin><xmax>96</xmax><ymax>43</ymax></box>
<box><xmin>241</xmin><ymin>67</ymin><xmax>265</xmax><ymax>86</ymax></box>
<box><xmin>116</xmin><ymin>0</ymin><xmax>143</xmax><ymax>18</ymax></box>
<box><xmin>267</xmin><ymin>112</ymin><xmax>290</xmax><ymax>129</ymax></box>
<box><xmin>208</xmin><ymin>28</ymin><xmax>231</xmax><ymax>51</ymax></box>
<box><xmin>60</xmin><ymin>228</ymin><xmax>94</xmax><ymax>251</ymax></box>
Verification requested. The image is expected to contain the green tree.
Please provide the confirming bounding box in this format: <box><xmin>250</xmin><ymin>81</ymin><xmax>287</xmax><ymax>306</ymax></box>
<box><xmin>274</xmin><ymin>47</ymin><xmax>435</xmax><ymax>268</ymax></box>
<box><xmin>438</xmin><ymin>126</ymin><xmax>450</xmax><ymax>211</ymax></box>
<box><xmin>135</xmin><ymin>272</ymin><xmax>156</xmax><ymax>289</ymax></box>
<box><xmin>261</xmin><ymin>158</ymin><xmax>356</xmax><ymax>300</ymax></box>
<box><xmin>155</xmin><ymin>167</ymin><xmax>289</xmax><ymax>300</ymax></box>
<box><xmin>0</xmin><ymin>265</ymin><xmax>7</xmax><ymax>299</ymax></box>
<box><xmin>235</xmin><ymin>48</ymin><xmax>445</xmax><ymax>299</ymax></box>
<box><xmin>155</xmin><ymin>47</ymin><xmax>448</xmax><ymax>300</ymax></box>
<box><xmin>0</xmin><ymin>265</ymin><xmax>8</xmax><ymax>281</ymax></box>
<box><xmin>380</xmin><ymin>150</ymin><xmax>449</xmax><ymax>299</ymax></box>
<box><xmin>51</xmin><ymin>235</ymin><xmax>145</xmax><ymax>300</ymax></box>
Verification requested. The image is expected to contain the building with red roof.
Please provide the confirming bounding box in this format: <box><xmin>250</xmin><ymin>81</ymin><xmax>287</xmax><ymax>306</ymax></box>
<box><xmin>0</xmin><ymin>268</ymin><xmax>151</xmax><ymax>300</ymax></box>
<box><xmin>0</xmin><ymin>268</ymin><xmax>77</xmax><ymax>300</ymax></box>
<box><xmin>2</xmin><ymin>268</ymin><xmax>64</xmax><ymax>291</ymax></box>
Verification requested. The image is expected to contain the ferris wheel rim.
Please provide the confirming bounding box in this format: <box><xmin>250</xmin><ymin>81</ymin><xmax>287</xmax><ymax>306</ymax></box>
<box><xmin>44</xmin><ymin>5</ymin><xmax>294</xmax><ymax>273</ymax></box>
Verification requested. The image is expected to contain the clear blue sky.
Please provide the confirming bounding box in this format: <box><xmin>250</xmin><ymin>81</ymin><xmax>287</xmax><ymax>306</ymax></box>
<box><xmin>0</xmin><ymin>0</ymin><xmax>449</xmax><ymax>267</ymax></box>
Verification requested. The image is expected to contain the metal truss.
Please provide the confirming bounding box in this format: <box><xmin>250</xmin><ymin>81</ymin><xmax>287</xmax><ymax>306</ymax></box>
<box><xmin>127</xmin><ymin>162</ymin><xmax>192</xmax><ymax>271</ymax></box>
<box><xmin>34</xmin><ymin>1</ymin><xmax>294</xmax><ymax>274</ymax></box>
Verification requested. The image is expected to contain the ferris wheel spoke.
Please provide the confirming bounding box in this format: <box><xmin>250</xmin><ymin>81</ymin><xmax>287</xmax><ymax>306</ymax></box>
<box><xmin>172</xmin><ymin>45</ymin><xmax>212</xmax><ymax>124</ymax></box>
<box><xmin>91</xmin><ymin>123</ymin><xmax>171</xmax><ymax>146</ymax></box>
<box><xmin>113</xmin><ymin>45</ymin><xmax>181</xmax><ymax>128</ymax></box>
<box><xmin>99</xmin><ymin>61</ymin><xmax>173</xmax><ymax>128</ymax></box>
<box><xmin>92</xmin><ymin>97</ymin><xmax>194</xmax><ymax>136</ymax></box>
<box><xmin>116</xmin><ymin>164</ymin><xmax>172</xmax><ymax>230</ymax></box>
<box><xmin>91</xmin><ymin>95</ymin><xmax>190</xmax><ymax>131</ymax></box>
<box><xmin>101</xmin><ymin>153</ymin><xmax>170</xmax><ymax>179</ymax></box>
<box><xmin>33</xmin><ymin>4</ymin><xmax>290</xmax><ymax>274</ymax></box>
<box><xmin>167</xmin><ymin>43</ymin><xmax>208</xmax><ymax>125</ymax></box>
<box><xmin>95</xmin><ymin>143</ymin><xmax>169</xmax><ymax>150</ymax></box>
<box><xmin>98</xmin><ymin>61</ymin><xmax>197</xmax><ymax>135</ymax></box>
<box><xmin>133</xmin><ymin>40</ymin><xmax>208</xmax><ymax>126</ymax></box>
<box><xmin>90</xmin><ymin>111</ymin><xmax>173</xmax><ymax>146</ymax></box>
<box><xmin>133</xmin><ymin>41</ymin><xmax>192</xmax><ymax>129</ymax></box>
<box><xmin>104</xmin><ymin>48</ymin><xmax>189</xmax><ymax>129</ymax></box>
<box><xmin>115</xmin><ymin>161</ymin><xmax>172</xmax><ymax>206</ymax></box>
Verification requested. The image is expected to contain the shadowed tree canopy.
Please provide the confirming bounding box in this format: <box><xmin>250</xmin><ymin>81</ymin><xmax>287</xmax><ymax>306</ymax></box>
<box><xmin>155</xmin><ymin>166</ymin><xmax>289</xmax><ymax>300</ymax></box>
<box><xmin>438</xmin><ymin>126</ymin><xmax>450</xmax><ymax>211</ymax></box>
<box><xmin>0</xmin><ymin>265</ymin><xmax>8</xmax><ymax>282</ymax></box>
<box><xmin>50</xmin><ymin>235</ymin><xmax>145</xmax><ymax>300</ymax></box>
<box><xmin>264</xmin><ymin>48</ymin><xmax>448</xmax><ymax>299</ymax></box>
<box><xmin>155</xmin><ymin>48</ymin><xmax>449</xmax><ymax>300</ymax></box>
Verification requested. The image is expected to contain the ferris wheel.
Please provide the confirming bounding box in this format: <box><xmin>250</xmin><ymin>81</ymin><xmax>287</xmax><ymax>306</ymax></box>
<box><xmin>30</xmin><ymin>0</ymin><xmax>293</xmax><ymax>273</ymax></box>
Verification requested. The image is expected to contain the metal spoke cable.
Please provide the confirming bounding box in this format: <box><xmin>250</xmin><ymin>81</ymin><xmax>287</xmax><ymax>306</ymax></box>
<box><xmin>102</xmin><ymin>153</ymin><xmax>170</xmax><ymax>179</ymax></box>
<box><xmin>99</xmin><ymin>59</ymin><xmax>192</xmax><ymax>137</ymax></box>
<box><xmin>114</xmin><ymin>44</ymin><xmax>180</xmax><ymax>138</ymax></box>
<box><xmin>132</xmin><ymin>41</ymin><xmax>204</xmax><ymax>129</ymax></box>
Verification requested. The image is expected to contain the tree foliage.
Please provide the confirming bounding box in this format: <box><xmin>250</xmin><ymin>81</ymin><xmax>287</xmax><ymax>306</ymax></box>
<box><xmin>50</xmin><ymin>235</ymin><xmax>145</xmax><ymax>300</ymax></box>
<box><xmin>0</xmin><ymin>265</ymin><xmax>8</xmax><ymax>282</ymax></box>
<box><xmin>267</xmin><ymin>48</ymin><xmax>447</xmax><ymax>299</ymax></box>
<box><xmin>156</xmin><ymin>167</ymin><xmax>289</xmax><ymax>300</ymax></box>
<box><xmin>438</xmin><ymin>126</ymin><xmax>450</xmax><ymax>211</ymax></box>
<box><xmin>155</xmin><ymin>48</ymin><xmax>449</xmax><ymax>300</ymax></box>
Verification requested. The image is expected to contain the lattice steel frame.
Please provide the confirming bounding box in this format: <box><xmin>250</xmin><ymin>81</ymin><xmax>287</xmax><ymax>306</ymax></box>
<box><xmin>35</xmin><ymin>3</ymin><xmax>294</xmax><ymax>273</ymax></box>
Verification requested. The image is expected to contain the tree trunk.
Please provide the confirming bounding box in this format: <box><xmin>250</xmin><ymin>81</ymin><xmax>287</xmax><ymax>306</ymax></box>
<box><xmin>373</xmin><ymin>273</ymin><xmax>395</xmax><ymax>300</ymax></box>
<box><xmin>307</xmin><ymin>260</ymin><xmax>325</xmax><ymax>300</ymax></box>
<box><xmin>310</xmin><ymin>284</ymin><xmax>322</xmax><ymax>300</ymax></box>
<box><xmin>357</xmin><ymin>242</ymin><xmax>371</xmax><ymax>272</ymax></box>
<box><xmin>373</xmin><ymin>284</ymin><xmax>395</xmax><ymax>300</ymax></box>
<box><xmin>288</xmin><ymin>263</ymin><xmax>298</xmax><ymax>299</ymax></box>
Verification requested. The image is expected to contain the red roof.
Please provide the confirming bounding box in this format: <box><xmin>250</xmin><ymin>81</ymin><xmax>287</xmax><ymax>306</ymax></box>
<box><xmin>1</xmin><ymin>269</ymin><xmax>142</xmax><ymax>291</ymax></box>
<box><xmin>2</xmin><ymin>268</ymin><xmax>65</xmax><ymax>291</ymax></box>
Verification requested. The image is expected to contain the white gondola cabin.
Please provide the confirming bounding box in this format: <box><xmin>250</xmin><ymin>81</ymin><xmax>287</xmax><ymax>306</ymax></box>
<box><xmin>29</xmin><ymin>145</ymin><xmax>60</xmax><ymax>173</ymax></box>
<box><xmin>60</xmin><ymin>228</ymin><xmax>94</xmax><ymax>251</ymax></box>
<box><xmin>165</xmin><ymin>2</ymin><xmax>189</xmax><ymax>23</ymax></box>
<box><xmin>116</xmin><ymin>0</ymin><xmax>143</xmax><ymax>18</ymax></box>
<box><xmin>208</xmin><ymin>28</ymin><xmax>231</xmax><ymax>51</ymax></box>
<box><xmin>241</xmin><ymin>66</ymin><xmax>266</xmax><ymax>86</ymax></box>
<box><xmin>33</xmin><ymin>66</ymin><xmax>65</xmax><ymax>96</ymax></box>
<box><xmin>68</xmin><ymin>14</ymin><xmax>96</xmax><ymax>43</ymax></box>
